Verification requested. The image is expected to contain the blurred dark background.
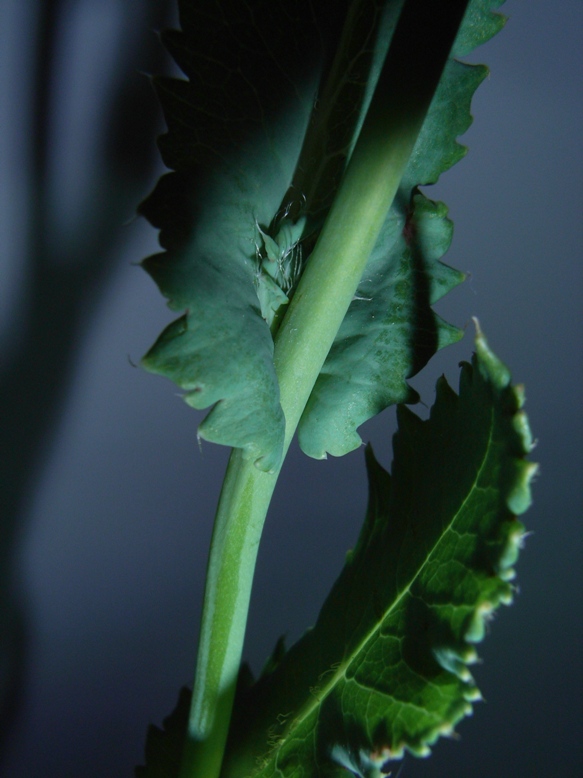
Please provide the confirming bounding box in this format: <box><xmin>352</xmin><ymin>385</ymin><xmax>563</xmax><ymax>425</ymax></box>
<box><xmin>0</xmin><ymin>0</ymin><xmax>581</xmax><ymax>776</ymax></box>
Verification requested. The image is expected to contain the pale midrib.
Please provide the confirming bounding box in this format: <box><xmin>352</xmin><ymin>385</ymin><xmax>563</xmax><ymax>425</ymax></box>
<box><xmin>258</xmin><ymin>408</ymin><xmax>496</xmax><ymax>777</ymax></box>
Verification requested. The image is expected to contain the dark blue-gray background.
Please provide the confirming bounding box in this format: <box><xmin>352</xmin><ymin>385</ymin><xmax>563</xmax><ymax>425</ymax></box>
<box><xmin>1</xmin><ymin>1</ymin><xmax>581</xmax><ymax>776</ymax></box>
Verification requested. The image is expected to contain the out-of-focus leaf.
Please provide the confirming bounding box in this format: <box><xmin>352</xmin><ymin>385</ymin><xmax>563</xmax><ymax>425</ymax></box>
<box><xmin>135</xmin><ymin>687</ymin><xmax>190</xmax><ymax>778</ymax></box>
<box><xmin>221</xmin><ymin>329</ymin><xmax>536</xmax><ymax>777</ymax></box>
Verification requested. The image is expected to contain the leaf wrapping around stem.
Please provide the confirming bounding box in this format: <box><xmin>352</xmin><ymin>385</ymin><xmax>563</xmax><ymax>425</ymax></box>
<box><xmin>140</xmin><ymin>0</ymin><xmax>323</xmax><ymax>471</ymax></box>
<box><xmin>139</xmin><ymin>0</ymin><xmax>506</xmax><ymax>470</ymax></box>
<box><xmin>296</xmin><ymin>0</ymin><xmax>506</xmax><ymax>457</ymax></box>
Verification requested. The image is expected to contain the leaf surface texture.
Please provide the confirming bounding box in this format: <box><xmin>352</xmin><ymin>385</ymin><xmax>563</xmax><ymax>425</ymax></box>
<box><xmin>297</xmin><ymin>0</ymin><xmax>506</xmax><ymax>458</ymax></box>
<box><xmin>139</xmin><ymin>0</ymin><xmax>324</xmax><ymax>470</ymax></box>
<box><xmin>140</xmin><ymin>0</ymin><xmax>505</xmax><ymax>468</ymax></box>
<box><xmin>220</xmin><ymin>330</ymin><xmax>535</xmax><ymax>778</ymax></box>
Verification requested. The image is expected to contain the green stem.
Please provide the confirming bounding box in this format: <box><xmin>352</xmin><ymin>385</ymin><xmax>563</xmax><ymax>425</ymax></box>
<box><xmin>180</xmin><ymin>1</ymin><xmax>469</xmax><ymax>776</ymax></box>
<box><xmin>180</xmin><ymin>450</ymin><xmax>280</xmax><ymax>778</ymax></box>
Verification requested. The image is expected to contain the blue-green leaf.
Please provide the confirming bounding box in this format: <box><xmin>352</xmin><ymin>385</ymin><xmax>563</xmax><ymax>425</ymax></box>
<box><xmin>140</xmin><ymin>142</ymin><xmax>310</xmax><ymax>471</ymax></box>
<box><xmin>139</xmin><ymin>0</ymin><xmax>322</xmax><ymax>470</ymax></box>
<box><xmin>140</xmin><ymin>0</ymin><xmax>506</xmax><ymax>468</ymax></box>
<box><xmin>297</xmin><ymin>0</ymin><xmax>505</xmax><ymax>459</ymax></box>
<box><xmin>298</xmin><ymin>193</ymin><xmax>464</xmax><ymax>458</ymax></box>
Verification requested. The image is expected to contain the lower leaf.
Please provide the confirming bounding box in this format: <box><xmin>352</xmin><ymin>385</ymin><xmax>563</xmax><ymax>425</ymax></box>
<box><xmin>134</xmin><ymin>329</ymin><xmax>535</xmax><ymax>778</ymax></box>
<box><xmin>222</xmin><ymin>327</ymin><xmax>536</xmax><ymax>777</ymax></box>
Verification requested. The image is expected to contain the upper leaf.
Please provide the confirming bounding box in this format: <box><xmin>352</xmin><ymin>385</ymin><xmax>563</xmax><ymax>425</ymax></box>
<box><xmin>139</xmin><ymin>0</ymin><xmax>327</xmax><ymax>470</ymax></box>
<box><xmin>296</xmin><ymin>1</ymin><xmax>505</xmax><ymax>459</ymax></box>
<box><xmin>220</xmin><ymin>328</ymin><xmax>536</xmax><ymax>778</ymax></box>
<box><xmin>140</xmin><ymin>156</ymin><xmax>298</xmax><ymax>471</ymax></box>
<box><xmin>297</xmin><ymin>193</ymin><xmax>464</xmax><ymax>458</ymax></box>
<box><xmin>140</xmin><ymin>0</ymin><xmax>505</xmax><ymax>469</ymax></box>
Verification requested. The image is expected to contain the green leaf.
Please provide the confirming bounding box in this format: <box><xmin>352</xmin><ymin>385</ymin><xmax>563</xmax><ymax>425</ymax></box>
<box><xmin>451</xmin><ymin>0</ymin><xmax>506</xmax><ymax>58</ymax></box>
<box><xmin>298</xmin><ymin>193</ymin><xmax>464</xmax><ymax>458</ymax></box>
<box><xmin>139</xmin><ymin>0</ymin><xmax>324</xmax><ymax>471</ymax></box>
<box><xmin>221</xmin><ymin>328</ymin><xmax>536</xmax><ymax>778</ymax></box>
<box><xmin>297</xmin><ymin>0</ymin><xmax>505</xmax><ymax>459</ymax></box>
<box><xmin>135</xmin><ymin>687</ymin><xmax>190</xmax><ymax>778</ymax></box>
<box><xmin>140</xmin><ymin>171</ymin><xmax>290</xmax><ymax>471</ymax></box>
<box><xmin>140</xmin><ymin>0</ymin><xmax>506</xmax><ymax>469</ymax></box>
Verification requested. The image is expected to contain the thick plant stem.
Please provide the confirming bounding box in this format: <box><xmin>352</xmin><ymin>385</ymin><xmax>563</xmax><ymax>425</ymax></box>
<box><xmin>181</xmin><ymin>1</ymin><xmax>470</xmax><ymax>776</ymax></box>
<box><xmin>180</xmin><ymin>450</ymin><xmax>280</xmax><ymax>778</ymax></box>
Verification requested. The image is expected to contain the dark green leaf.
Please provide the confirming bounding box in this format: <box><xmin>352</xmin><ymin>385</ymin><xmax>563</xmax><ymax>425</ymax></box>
<box><xmin>135</xmin><ymin>687</ymin><xmax>191</xmax><ymax>778</ymax></box>
<box><xmin>222</xmin><ymin>329</ymin><xmax>536</xmax><ymax>777</ymax></box>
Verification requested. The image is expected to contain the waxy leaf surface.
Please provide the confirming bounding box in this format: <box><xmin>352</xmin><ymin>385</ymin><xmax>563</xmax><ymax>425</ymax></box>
<box><xmin>140</xmin><ymin>0</ymin><xmax>505</xmax><ymax>469</ymax></box>
<box><xmin>139</xmin><ymin>0</ymin><xmax>323</xmax><ymax>470</ymax></box>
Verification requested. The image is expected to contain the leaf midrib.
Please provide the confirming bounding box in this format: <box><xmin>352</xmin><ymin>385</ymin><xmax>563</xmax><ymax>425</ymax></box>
<box><xmin>258</xmin><ymin>407</ymin><xmax>496</xmax><ymax>776</ymax></box>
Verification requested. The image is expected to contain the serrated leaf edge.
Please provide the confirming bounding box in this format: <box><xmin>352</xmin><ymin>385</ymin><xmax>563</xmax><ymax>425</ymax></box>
<box><xmin>233</xmin><ymin>330</ymin><xmax>536</xmax><ymax>776</ymax></box>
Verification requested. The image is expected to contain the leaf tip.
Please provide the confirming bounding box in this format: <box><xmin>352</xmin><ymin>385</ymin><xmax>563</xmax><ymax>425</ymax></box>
<box><xmin>437</xmin><ymin>317</ymin><xmax>465</xmax><ymax>350</ymax></box>
<box><xmin>506</xmin><ymin>461</ymin><xmax>539</xmax><ymax>515</ymax></box>
<box><xmin>472</xmin><ymin>317</ymin><xmax>511</xmax><ymax>389</ymax></box>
